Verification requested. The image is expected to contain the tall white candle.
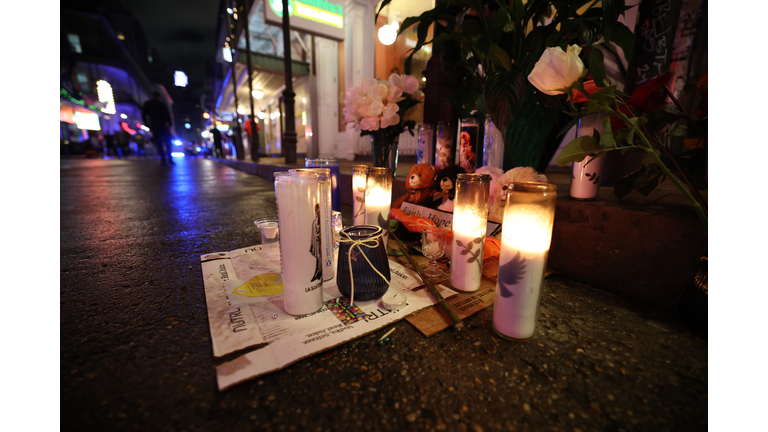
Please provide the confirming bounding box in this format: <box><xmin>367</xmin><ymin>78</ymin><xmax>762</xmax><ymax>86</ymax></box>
<box><xmin>292</xmin><ymin>168</ymin><xmax>335</xmax><ymax>282</ymax></box>
<box><xmin>570</xmin><ymin>109</ymin><xmax>605</xmax><ymax>200</ymax></box>
<box><xmin>570</xmin><ymin>153</ymin><xmax>605</xmax><ymax>199</ymax></box>
<box><xmin>352</xmin><ymin>165</ymin><xmax>368</xmax><ymax>225</ymax></box>
<box><xmin>274</xmin><ymin>171</ymin><xmax>324</xmax><ymax>316</ymax></box>
<box><xmin>493</xmin><ymin>182</ymin><xmax>556</xmax><ymax>341</ymax></box>
<box><xmin>449</xmin><ymin>174</ymin><xmax>491</xmax><ymax>293</ymax></box>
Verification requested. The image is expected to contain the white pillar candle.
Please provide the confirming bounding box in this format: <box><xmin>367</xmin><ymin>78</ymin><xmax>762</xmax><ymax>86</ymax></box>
<box><xmin>352</xmin><ymin>165</ymin><xmax>368</xmax><ymax>225</ymax></box>
<box><xmin>274</xmin><ymin>171</ymin><xmax>324</xmax><ymax>316</ymax></box>
<box><xmin>493</xmin><ymin>182</ymin><xmax>557</xmax><ymax>340</ymax></box>
<box><xmin>450</xmin><ymin>174</ymin><xmax>491</xmax><ymax>292</ymax></box>
<box><xmin>291</xmin><ymin>168</ymin><xmax>335</xmax><ymax>282</ymax></box>
<box><xmin>570</xmin><ymin>153</ymin><xmax>605</xmax><ymax>199</ymax></box>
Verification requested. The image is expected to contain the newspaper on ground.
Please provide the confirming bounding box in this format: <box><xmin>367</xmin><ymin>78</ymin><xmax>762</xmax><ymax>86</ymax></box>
<box><xmin>200</xmin><ymin>244</ymin><xmax>451</xmax><ymax>391</ymax></box>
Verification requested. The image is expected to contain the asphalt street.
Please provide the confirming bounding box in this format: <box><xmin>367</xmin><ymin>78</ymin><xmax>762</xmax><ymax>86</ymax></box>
<box><xmin>60</xmin><ymin>156</ymin><xmax>707</xmax><ymax>432</ymax></box>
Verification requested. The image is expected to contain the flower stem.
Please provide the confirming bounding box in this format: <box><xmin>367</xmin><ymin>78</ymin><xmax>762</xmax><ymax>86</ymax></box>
<box><xmin>390</xmin><ymin>230</ymin><xmax>464</xmax><ymax>329</ymax></box>
<box><xmin>606</xmin><ymin>103</ymin><xmax>708</xmax><ymax>229</ymax></box>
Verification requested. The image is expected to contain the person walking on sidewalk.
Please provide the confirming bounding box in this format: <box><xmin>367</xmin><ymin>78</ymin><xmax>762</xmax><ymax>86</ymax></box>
<box><xmin>211</xmin><ymin>126</ymin><xmax>225</xmax><ymax>159</ymax></box>
<box><xmin>142</xmin><ymin>92</ymin><xmax>174</xmax><ymax>165</ymax></box>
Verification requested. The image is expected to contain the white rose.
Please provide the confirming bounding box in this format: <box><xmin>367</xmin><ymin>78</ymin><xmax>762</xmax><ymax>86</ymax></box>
<box><xmin>528</xmin><ymin>45</ymin><xmax>586</xmax><ymax>96</ymax></box>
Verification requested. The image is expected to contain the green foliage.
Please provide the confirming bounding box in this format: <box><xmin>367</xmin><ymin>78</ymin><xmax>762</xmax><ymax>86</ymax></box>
<box><xmin>398</xmin><ymin>0</ymin><xmax>632</xmax><ymax>135</ymax></box>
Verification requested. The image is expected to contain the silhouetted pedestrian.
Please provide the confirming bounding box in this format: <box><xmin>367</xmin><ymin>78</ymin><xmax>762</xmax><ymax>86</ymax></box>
<box><xmin>211</xmin><ymin>127</ymin><xmax>225</xmax><ymax>159</ymax></box>
<box><xmin>142</xmin><ymin>92</ymin><xmax>174</xmax><ymax>165</ymax></box>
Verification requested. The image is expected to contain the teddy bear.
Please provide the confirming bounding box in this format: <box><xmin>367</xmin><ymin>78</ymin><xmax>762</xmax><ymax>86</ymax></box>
<box><xmin>392</xmin><ymin>163</ymin><xmax>437</xmax><ymax>210</ymax></box>
<box><xmin>424</xmin><ymin>165</ymin><xmax>466</xmax><ymax>210</ymax></box>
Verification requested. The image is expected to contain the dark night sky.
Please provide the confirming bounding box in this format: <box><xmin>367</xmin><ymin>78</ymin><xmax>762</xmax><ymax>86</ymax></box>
<box><xmin>119</xmin><ymin>0</ymin><xmax>221</xmax><ymax>93</ymax></box>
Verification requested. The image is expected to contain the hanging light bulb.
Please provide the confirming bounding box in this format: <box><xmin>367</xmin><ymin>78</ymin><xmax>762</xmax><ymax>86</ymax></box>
<box><xmin>378</xmin><ymin>25</ymin><xmax>397</xmax><ymax>46</ymax></box>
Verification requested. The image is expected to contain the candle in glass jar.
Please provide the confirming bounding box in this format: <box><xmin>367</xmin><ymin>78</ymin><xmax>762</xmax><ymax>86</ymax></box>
<box><xmin>449</xmin><ymin>174</ymin><xmax>491</xmax><ymax>293</ymax></box>
<box><xmin>274</xmin><ymin>171</ymin><xmax>324</xmax><ymax>316</ymax></box>
<box><xmin>352</xmin><ymin>165</ymin><xmax>368</xmax><ymax>226</ymax></box>
<box><xmin>493</xmin><ymin>182</ymin><xmax>557</xmax><ymax>341</ymax></box>
<box><xmin>364</xmin><ymin>167</ymin><xmax>392</xmax><ymax>246</ymax></box>
<box><xmin>291</xmin><ymin>168</ymin><xmax>335</xmax><ymax>282</ymax></box>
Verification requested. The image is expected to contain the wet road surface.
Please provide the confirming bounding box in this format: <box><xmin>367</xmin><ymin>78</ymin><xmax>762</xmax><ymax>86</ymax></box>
<box><xmin>60</xmin><ymin>157</ymin><xmax>707</xmax><ymax>431</ymax></box>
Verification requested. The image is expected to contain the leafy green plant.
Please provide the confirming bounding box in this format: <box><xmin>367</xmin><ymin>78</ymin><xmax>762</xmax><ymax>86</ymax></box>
<box><xmin>379</xmin><ymin>0</ymin><xmax>634</xmax><ymax>155</ymax></box>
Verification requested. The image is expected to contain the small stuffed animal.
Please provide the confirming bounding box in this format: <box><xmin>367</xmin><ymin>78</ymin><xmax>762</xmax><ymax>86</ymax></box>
<box><xmin>392</xmin><ymin>164</ymin><xmax>437</xmax><ymax>210</ymax></box>
<box><xmin>425</xmin><ymin>165</ymin><xmax>466</xmax><ymax>209</ymax></box>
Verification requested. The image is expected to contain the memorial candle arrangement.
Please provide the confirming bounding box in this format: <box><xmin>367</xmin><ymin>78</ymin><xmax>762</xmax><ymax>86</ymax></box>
<box><xmin>493</xmin><ymin>182</ymin><xmax>557</xmax><ymax>341</ymax></box>
<box><xmin>274</xmin><ymin>171</ymin><xmax>324</xmax><ymax>315</ymax></box>
<box><xmin>364</xmin><ymin>167</ymin><xmax>393</xmax><ymax>246</ymax></box>
<box><xmin>450</xmin><ymin>174</ymin><xmax>491</xmax><ymax>292</ymax></box>
<box><xmin>352</xmin><ymin>165</ymin><xmax>368</xmax><ymax>225</ymax></box>
<box><xmin>291</xmin><ymin>168</ymin><xmax>335</xmax><ymax>282</ymax></box>
<box><xmin>305</xmin><ymin>158</ymin><xmax>340</xmax><ymax>212</ymax></box>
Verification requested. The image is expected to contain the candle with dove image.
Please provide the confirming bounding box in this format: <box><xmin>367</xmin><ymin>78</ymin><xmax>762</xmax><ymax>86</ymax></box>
<box><xmin>450</xmin><ymin>174</ymin><xmax>491</xmax><ymax>292</ymax></box>
<box><xmin>493</xmin><ymin>182</ymin><xmax>557</xmax><ymax>340</ymax></box>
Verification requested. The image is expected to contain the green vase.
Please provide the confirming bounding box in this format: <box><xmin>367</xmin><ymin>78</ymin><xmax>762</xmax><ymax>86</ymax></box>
<box><xmin>503</xmin><ymin>85</ymin><xmax>572</xmax><ymax>171</ymax></box>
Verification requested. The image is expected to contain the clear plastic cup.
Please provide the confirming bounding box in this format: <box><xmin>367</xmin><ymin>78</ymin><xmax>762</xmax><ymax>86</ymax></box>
<box><xmin>255</xmin><ymin>219</ymin><xmax>280</xmax><ymax>260</ymax></box>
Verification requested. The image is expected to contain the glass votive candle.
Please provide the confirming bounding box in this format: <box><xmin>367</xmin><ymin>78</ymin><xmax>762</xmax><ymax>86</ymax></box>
<box><xmin>352</xmin><ymin>165</ymin><xmax>368</xmax><ymax>226</ymax></box>
<box><xmin>450</xmin><ymin>173</ymin><xmax>491</xmax><ymax>292</ymax></box>
<box><xmin>493</xmin><ymin>182</ymin><xmax>557</xmax><ymax>341</ymax></box>
<box><xmin>305</xmin><ymin>158</ymin><xmax>340</xmax><ymax>212</ymax></box>
<box><xmin>364</xmin><ymin>167</ymin><xmax>393</xmax><ymax>247</ymax></box>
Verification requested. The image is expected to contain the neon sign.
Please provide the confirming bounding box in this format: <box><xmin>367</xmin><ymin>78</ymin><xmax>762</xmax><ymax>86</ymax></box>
<box><xmin>264</xmin><ymin>0</ymin><xmax>344</xmax><ymax>40</ymax></box>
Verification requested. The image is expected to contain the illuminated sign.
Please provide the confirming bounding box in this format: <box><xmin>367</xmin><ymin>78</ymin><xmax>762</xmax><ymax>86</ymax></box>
<box><xmin>73</xmin><ymin>111</ymin><xmax>101</xmax><ymax>130</ymax></box>
<box><xmin>216</xmin><ymin>124</ymin><xmax>230</xmax><ymax>132</ymax></box>
<box><xmin>222</xmin><ymin>47</ymin><xmax>233</xmax><ymax>63</ymax></box>
<box><xmin>96</xmin><ymin>80</ymin><xmax>116</xmax><ymax>114</ymax></box>
<box><xmin>121</xmin><ymin>122</ymin><xmax>137</xmax><ymax>134</ymax></box>
<box><xmin>263</xmin><ymin>0</ymin><xmax>344</xmax><ymax>41</ymax></box>
<box><xmin>174</xmin><ymin>71</ymin><xmax>188</xmax><ymax>87</ymax></box>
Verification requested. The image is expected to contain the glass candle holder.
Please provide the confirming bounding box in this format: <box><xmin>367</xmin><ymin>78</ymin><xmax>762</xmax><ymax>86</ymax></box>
<box><xmin>291</xmin><ymin>168</ymin><xmax>335</xmax><ymax>282</ymax></box>
<box><xmin>450</xmin><ymin>173</ymin><xmax>491</xmax><ymax>292</ymax></box>
<box><xmin>364</xmin><ymin>167</ymin><xmax>393</xmax><ymax>247</ymax></box>
<box><xmin>416</xmin><ymin>123</ymin><xmax>434</xmax><ymax>165</ymax></box>
<box><xmin>570</xmin><ymin>106</ymin><xmax>606</xmax><ymax>201</ymax></box>
<box><xmin>274</xmin><ymin>171</ymin><xmax>324</xmax><ymax>316</ymax></box>
<box><xmin>337</xmin><ymin>225</ymin><xmax>391</xmax><ymax>304</ymax></box>
<box><xmin>493</xmin><ymin>182</ymin><xmax>557</xmax><ymax>341</ymax></box>
<box><xmin>482</xmin><ymin>113</ymin><xmax>504</xmax><ymax>170</ymax></box>
<box><xmin>305</xmin><ymin>158</ymin><xmax>340</xmax><ymax>212</ymax></box>
<box><xmin>459</xmin><ymin>118</ymin><xmax>480</xmax><ymax>173</ymax></box>
<box><xmin>435</xmin><ymin>122</ymin><xmax>454</xmax><ymax>170</ymax></box>
<box><xmin>352</xmin><ymin>165</ymin><xmax>368</xmax><ymax>225</ymax></box>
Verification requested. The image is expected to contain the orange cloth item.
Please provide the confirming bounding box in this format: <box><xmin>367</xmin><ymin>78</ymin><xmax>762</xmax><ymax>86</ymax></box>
<box><xmin>483</xmin><ymin>236</ymin><xmax>502</xmax><ymax>259</ymax></box>
<box><xmin>390</xmin><ymin>209</ymin><xmax>436</xmax><ymax>233</ymax></box>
